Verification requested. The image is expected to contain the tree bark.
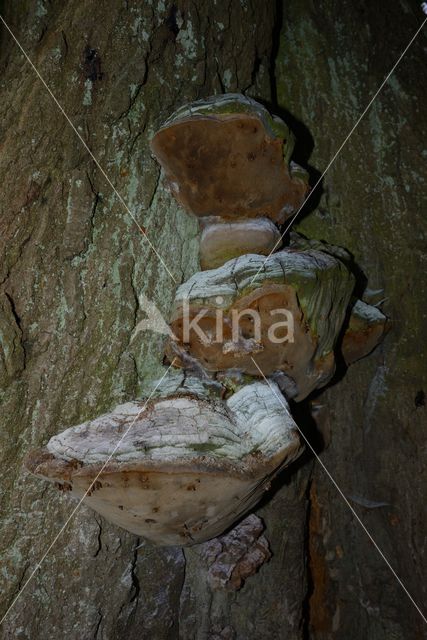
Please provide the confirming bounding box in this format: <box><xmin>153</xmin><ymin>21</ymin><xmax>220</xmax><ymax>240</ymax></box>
<box><xmin>0</xmin><ymin>1</ymin><xmax>425</xmax><ymax>639</ymax></box>
<box><xmin>277</xmin><ymin>2</ymin><xmax>427</xmax><ymax>638</ymax></box>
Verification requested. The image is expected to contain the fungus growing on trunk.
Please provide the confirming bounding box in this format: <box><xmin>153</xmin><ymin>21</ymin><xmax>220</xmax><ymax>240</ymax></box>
<box><xmin>199</xmin><ymin>217</ymin><xmax>282</xmax><ymax>270</ymax></box>
<box><xmin>150</xmin><ymin>93</ymin><xmax>309</xmax><ymax>223</ymax></box>
<box><xmin>288</xmin><ymin>233</ymin><xmax>390</xmax><ymax>366</ymax></box>
<box><xmin>24</xmin><ymin>379</ymin><xmax>302</xmax><ymax>546</ymax></box>
<box><xmin>342</xmin><ymin>299</ymin><xmax>390</xmax><ymax>365</ymax></box>
<box><xmin>166</xmin><ymin>248</ymin><xmax>356</xmax><ymax>400</ymax></box>
<box><xmin>23</xmin><ymin>96</ymin><xmax>389</xmax><ymax>567</ymax></box>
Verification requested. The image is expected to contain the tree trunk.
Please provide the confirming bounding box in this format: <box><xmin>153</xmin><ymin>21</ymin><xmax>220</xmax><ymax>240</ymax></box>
<box><xmin>0</xmin><ymin>1</ymin><xmax>425</xmax><ymax>639</ymax></box>
<box><xmin>277</xmin><ymin>2</ymin><xmax>427</xmax><ymax>639</ymax></box>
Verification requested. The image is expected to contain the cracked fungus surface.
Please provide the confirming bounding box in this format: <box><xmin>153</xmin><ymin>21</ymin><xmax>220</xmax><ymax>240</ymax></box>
<box><xmin>168</xmin><ymin>247</ymin><xmax>355</xmax><ymax>399</ymax></box>
<box><xmin>44</xmin><ymin>382</ymin><xmax>299</xmax><ymax>465</ymax></box>
<box><xmin>25</xmin><ymin>382</ymin><xmax>302</xmax><ymax>545</ymax></box>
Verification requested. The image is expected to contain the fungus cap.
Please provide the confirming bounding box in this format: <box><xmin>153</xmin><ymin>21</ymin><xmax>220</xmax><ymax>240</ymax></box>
<box><xmin>342</xmin><ymin>299</ymin><xmax>390</xmax><ymax>365</ymax></box>
<box><xmin>150</xmin><ymin>93</ymin><xmax>309</xmax><ymax>222</ymax></box>
<box><xmin>24</xmin><ymin>380</ymin><xmax>302</xmax><ymax>546</ymax></box>
<box><xmin>167</xmin><ymin>249</ymin><xmax>355</xmax><ymax>400</ymax></box>
<box><xmin>199</xmin><ymin>217</ymin><xmax>282</xmax><ymax>270</ymax></box>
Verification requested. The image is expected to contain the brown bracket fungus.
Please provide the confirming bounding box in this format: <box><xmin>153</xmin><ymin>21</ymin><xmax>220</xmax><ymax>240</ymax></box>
<box><xmin>199</xmin><ymin>217</ymin><xmax>282</xmax><ymax>270</ymax></box>
<box><xmin>342</xmin><ymin>299</ymin><xmax>390</xmax><ymax>365</ymax></box>
<box><xmin>167</xmin><ymin>247</ymin><xmax>356</xmax><ymax>401</ymax></box>
<box><xmin>288</xmin><ymin>232</ymin><xmax>390</xmax><ymax>366</ymax></box>
<box><xmin>150</xmin><ymin>94</ymin><xmax>309</xmax><ymax>224</ymax></box>
<box><xmin>24</xmin><ymin>96</ymin><xmax>389</xmax><ymax>561</ymax></box>
<box><xmin>150</xmin><ymin>94</ymin><xmax>309</xmax><ymax>270</ymax></box>
<box><xmin>24</xmin><ymin>379</ymin><xmax>302</xmax><ymax>545</ymax></box>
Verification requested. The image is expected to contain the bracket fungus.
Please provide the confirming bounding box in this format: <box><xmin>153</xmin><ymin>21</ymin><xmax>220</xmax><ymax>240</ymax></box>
<box><xmin>342</xmin><ymin>299</ymin><xmax>390</xmax><ymax>365</ymax></box>
<box><xmin>25</xmin><ymin>94</ymin><xmax>389</xmax><ymax>557</ymax></box>
<box><xmin>150</xmin><ymin>94</ymin><xmax>308</xmax><ymax>269</ymax></box>
<box><xmin>199</xmin><ymin>217</ymin><xmax>282</xmax><ymax>270</ymax></box>
<box><xmin>25</xmin><ymin>379</ymin><xmax>302</xmax><ymax>546</ymax></box>
<box><xmin>167</xmin><ymin>247</ymin><xmax>356</xmax><ymax>401</ymax></box>
<box><xmin>150</xmin><ymin>94</ymin><xmax>308</xmax><ymax>223</ymax></box>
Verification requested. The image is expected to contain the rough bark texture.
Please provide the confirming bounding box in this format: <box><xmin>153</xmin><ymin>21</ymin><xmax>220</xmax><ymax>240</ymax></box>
<box><xmin>277</xmin><ymin>1</ymin><xmax>427</xmax><ymax>639</ymax></box>
<box><xmin>0</xmin><ymin>2</ymin><xmax>302</xmax><ymax>639</ymax></box>
<box><xmin>0</xmin><ymin>1</ymin><xmax>425</xmax><ymax>639</ymax></box>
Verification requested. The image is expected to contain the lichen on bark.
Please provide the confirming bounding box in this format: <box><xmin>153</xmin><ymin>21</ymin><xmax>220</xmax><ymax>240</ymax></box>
<box><xmin>1</xmin><ymin>1</ymin><xmax>425</xmax><ymax>639</ymax></box>
<box><xmin>0</xmin><ymin>2</ymin><xmax>295</xmax><ymax>639</ymax></box>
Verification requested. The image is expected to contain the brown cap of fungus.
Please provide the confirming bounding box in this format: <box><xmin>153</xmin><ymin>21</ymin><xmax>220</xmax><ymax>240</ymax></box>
<box><xmin>199</xmin><ymin>217</ymin><xmax>282</xmax><ymax>270</ymax></box>
<box><xmin>150</xmin><ymin>94</ymin><xmax>309</xmax><ymax>223</ymax></box>
<box><xmin>167</xmin><ymin>249</ymin><xmax>355</xmax><ymax>401</ymax></box>
<box><xmin>342</xmin><ymin>299</ymin><xmax>390</xmax><ymax>365</ymax></box>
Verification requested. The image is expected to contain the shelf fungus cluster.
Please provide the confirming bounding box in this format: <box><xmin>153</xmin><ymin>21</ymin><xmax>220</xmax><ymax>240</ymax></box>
<box><xmin>150</xmin><ymin>94</ymin><xmax>309</xmax><ymax>269</ymax></box>
<box><xmin>25</xmin><ymin>95</ymin><xmax>389</xmax><ymax>562</ymax></box>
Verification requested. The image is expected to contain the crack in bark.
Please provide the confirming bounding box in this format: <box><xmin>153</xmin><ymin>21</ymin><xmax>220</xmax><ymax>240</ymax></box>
<box><xmin>114</xmin><ymin>81</ymin><xmax>144</xmax><ymax>124</ymax></box>
<box><xmin>93</xmin><ymin>609</ymin><xmax>103</xmax><ymax>639</ymax></box>
<box><xmin>302</xmin><ymin>478</ymin><xmax>313</xmax><ymax>640</ymax></box>
<box><xmin>146</xmin><ymin>166</ymin><xmax>161</xmax><ymax>212</ymax></box>
<box><xmin>129</xmin><ymin>538</ymin><xmax>141</xmax><ymax>604</ymax></box>
<box><xmin>127</xmin><ymin>129</ymin><xmax>144</xmax><ymax>162</ymax></box>
<box><xmin>93</xmin><ymin>516</ymin><xmax>102</xmax><ymax>558</ymax></box>
<box><xmin>4</xmin><ymin>290</ymin><xmax>26</xmax><ymax>369</ymax></box>
<box><xmin>3</xmin><ymin>562</ymin><xmax>30</xmax><ymax>617</ymax></box>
